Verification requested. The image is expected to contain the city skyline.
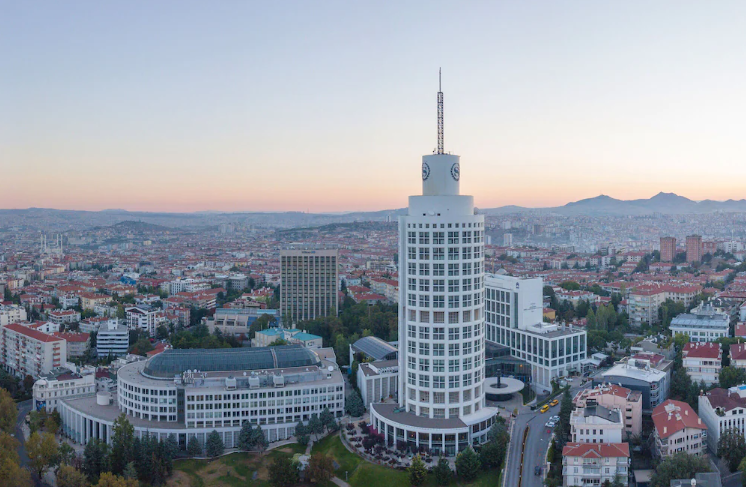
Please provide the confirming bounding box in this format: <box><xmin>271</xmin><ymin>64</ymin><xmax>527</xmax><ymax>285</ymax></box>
<box><xmin>4</xmin><ymin>1</ymin><xmax>746</xmax><ymax>212</ymax></box>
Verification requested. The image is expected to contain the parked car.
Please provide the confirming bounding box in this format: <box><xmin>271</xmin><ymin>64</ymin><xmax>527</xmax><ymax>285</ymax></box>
<box><xmin>540</xmin><ymin>405</ymin><xmax>550</xmax><ymax>413</ymax></box>
<box><xmin>545</xmin><ymin>421</ymin><xmax>556</xmax><ymax>428</ymax></box>
<box><xmin>551</xmin><ymin>416</ymin><xmax>560</xmax><ymax>422</ymax></box>
<box><xmin>535</xmin><ymin>466</ymin><xmax>542</xmax><ymax>476</ymax></box>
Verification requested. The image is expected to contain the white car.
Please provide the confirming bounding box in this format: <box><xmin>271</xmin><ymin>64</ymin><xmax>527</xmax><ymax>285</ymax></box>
<box><xmin>545</xmin><ymin>421</ymin><xmax>556</xmax><ymax>428</ymax></box>
<box><xmin>551</xmin><ymin>416</ymin><xmax>560</xmax><ymax>422</ymax></box>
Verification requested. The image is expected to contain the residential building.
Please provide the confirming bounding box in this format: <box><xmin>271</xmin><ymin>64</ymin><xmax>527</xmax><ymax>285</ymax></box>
<box><xmin>125</xmin><ymin>305</ymin><xmax>166</xmax><ymax>337</ymax></box>
<box><xmin>670</xmin><ymin>304</ymin><xmax>729</xmax><ymax>342</ymax></box>
<box><xmin>0</xmin><ymin>304</ymin><xmax>27</xmax><ymax>326</ymax></box>
<box><xmin>0</xmin><ymin>323</ymin><xmax>66</xmax><ymax>378</ymax></box>
<box><xmin>286</xmin><ymin>330</ymin><xmax>323</xmax><ymax>349</ymax></box>
<box><xmin>79</xmin><ymin>317</ymin><xmax>118</xmax><ymax>334</ymax></box>
<box><xmin>48</xmin><ymin>309</ymin><xmax>81</xmax><ymax>326</ymax></box>
<box><xmin>369</xmin><ymin>278</ymin><xmax>399</xmax><ymax>303</ymax></box>
<box><xmin>574</xmin><ymin>383</ymin><xmax>643</xmax><ymax>437</ymax></box>
<box><xmin>660</xmin><ymin>237</ymin><xmax>677</xmax><ymax>263</ymax></box>
<box><xmin>698</xmin><ymin>386</ymin><xmax>746</xmax><ymax>452</ymax></box>
<box><xmin>59</xmin><ymin>345</ymin><xmax>344</xmax><ymax>448</ymax></box>
<box><xmin>252</xmin><ymin>328</ymin><xmax>286</xmax><ymax>347</ymax></box>
<box><xmin>280</xmin><ymin>249</ymin><xmax>338</xmax><ymax>323</ymax></box>
<box><xmin>369</xmin><ymin>81</ymin><xmax>498</xmax><ymax>457</ymax></box>
<box><xmin>79</xmin><ymin>293</ymin><xmax>110</xmax><ymax>310</ymax></box>
<box><xmin>730</xmin><ymin>343</ymin><xmax>746</xmax><ymax>369</ymax></box>
<box><xmin>570</xmin><ymin>404</ymin><xmax>624</xmax><ymax>444</ymax></box>
<box><xmin>597</xmin><ymin>354</ymin><xmax>672</xmax><ymax>411</ymax></box>
<box><xmin>627</xmin><ymin>284</ymin><xmax>700</xmax><ymax>326</ymax></box>
<box><xmin>485</xmin><ymin>274</ymin><xmax>587</xmax><ymax>393</ymax></box>
<box><xmin>357</xmin><ymin>360</ymin><xmax>399</xmax><ymax>410</ymax></box>
<box><xmin>204</xmin><ymin>307</ymin><xmax>278</xmax><ymax>337</ymax></box>
<box><xmin>561</xmin><ymin>443</ymin><xmax>630</xmax><ymax>487</ymax></box>
<box><xmin>33</xmin><ymin>368</ymin><xmax>96</xmax><ymax>412</ymax></box>
<box><xmin>652</xmin><ymin>399</ymin><xmax>707</xmax><ymax>458</ymax></box>
<box><xmin>687</xmin><ymin>235</ymin><xmax>703</xmax><ymax>264</ymax></box>
<box><xmin>52</xmin><ymin>332</ymin><xmax>90</xmax><ymax>359</ymax></box>
<box><xmin>682</xmin><ymin>342</ymin><xmax>721</xmax><ymax>386</ymax></box>
<box><xmin>97</xmin><ymin>321</ymin><xmax>129</xmax><ymax>358</ymax></box>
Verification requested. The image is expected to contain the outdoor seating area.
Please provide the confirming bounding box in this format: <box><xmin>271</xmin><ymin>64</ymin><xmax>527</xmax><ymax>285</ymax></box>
<box><xmin>341</xmin><ymin>421</ymin><xmax>441</xmax><ymax>469</ymax></box>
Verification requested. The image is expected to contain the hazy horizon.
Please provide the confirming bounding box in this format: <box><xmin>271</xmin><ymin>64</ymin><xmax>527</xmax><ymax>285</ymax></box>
<box><xmin>3</xmin><ymin>1</ymin><xmax>746</xmax><ymax>212</ymax></box>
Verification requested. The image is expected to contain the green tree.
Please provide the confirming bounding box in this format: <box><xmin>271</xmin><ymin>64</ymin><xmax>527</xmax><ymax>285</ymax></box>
<box><xmin>345</xmin><ymin>391</ymin><xmax>365</xmax><ymax>417</ymax></box>
<box><xmin>252</xmin><ymin>426</ymin><xmax>268</xmax><ymax>455</ymax></box>
<box><xmin>187</xmin><ymin>435</ymin><xmax>201</xmax><ymax>456</ymax></box>
<box><xmin>739</xmin><ymin>456</ymin><xmax>746</xmax><ymax>487</ymax></box>
<box><xmin>455</xmin><ymin>447</ymin><xmax>480</xmax><ymax>482</ymax></box>
<box><xmin>719</xmin><ymin>366</ymin><xmax>746</xmax><ymax>389</ymax></box>
<box><xmin>0</xmin><ymin>388</ymin><xmax>17</xmax><ymax>434</ymax></box>
<box><xmin>237</xmin><ymin>421</ymin><xmax>255</xmax><ymax>451</ymax></box>
<box><xmin>479</xmin><ymin>421</ymin><xmax>509</xmax><ymax>469</ymax></box>
<box><xmin>718</xmin><ymin>428</ymin><xmax>746</xmax><ymax>472</ymax></box>
<box><xmin>0</xmin><ymin>432</ymin><xmax>32</xmax><ymax>486</ymax></box>
<box><xmin>433</xmin><ymin>456</ymin><xmax>453</xmax><ymax>485</ymax></box>
<box><xmin>122</xmin><ymin>462</ymin><xmax>137</xmax><ymax>480</ymax></box>
<box><xmin>320</xmin><ymin>407</ymin><xmax>335</xmax><ymax>431</ymax></box>
<box><xmin>308</xmin><ymin>452</ymin><xmax>334</xmax><ymax>483</ymax></box>
<box><xmin>94</xmin><ymin>472</ymin><xmax>138</xmax><ymax>487</ymax></box>
<box><xmin>110</xmin><ymin>414</ymin><xmax>135</xmax><ymax>475</ymax></box>
<box><xmin>26</xmin><ymin>431</ymin><xmax>59</xmax><ymax>478</ymax></box>
<box><xmin>307</xmin><ymin>414</ymin><xmax>323</xmax><ymax>440</ymax></box>
<box><xmin>57</xmin><ymin>442</ymin><xmax>77</xmax><ymax>471</ymax></box>
<box><xmin>650</xmin><ymin>452</ymin><xmax>710</xmax><ymax>487</ymax></box>
<box><xmin>408</xmin><ymin>454</ymin><xmax>428</xmax><ymax>486</ymax></box>
<box><xmin>205</xmin><ymin>430</ymin><xmax>224</xmax><ymax>457</ymax></box>
<box><xmin>57</xmin><ymin>464</ymin><xmax>89</xmax><ymax>487</ymax></box>
<box><xmin>83</xmin><ymin>438</ymin><xmax>110</xmax><ymax>483</ymax></box>
<box><xmin>268</xmin><ymin>455</ymin><xmax>299</xmax><ymax>487</ymax></box>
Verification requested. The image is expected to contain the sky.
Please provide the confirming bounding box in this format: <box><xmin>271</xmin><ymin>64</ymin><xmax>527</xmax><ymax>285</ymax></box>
<box><xmin>2</xmin><ymin>1</ymin><xmax>746</xmax><ymax>213</ymax></box>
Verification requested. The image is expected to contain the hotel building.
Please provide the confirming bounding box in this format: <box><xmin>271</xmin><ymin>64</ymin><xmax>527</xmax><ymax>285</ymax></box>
<box><xmin>280</xmin><ymin>249</ymin><xmax>339</xmax><ymax>323</ymax></box>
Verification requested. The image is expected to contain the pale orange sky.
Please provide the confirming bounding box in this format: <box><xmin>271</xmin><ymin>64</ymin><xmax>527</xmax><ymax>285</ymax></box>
<box><xmin>3</xmin><ymin>2</ymin><xmax>746</xmax><ymax>213</ymax></box>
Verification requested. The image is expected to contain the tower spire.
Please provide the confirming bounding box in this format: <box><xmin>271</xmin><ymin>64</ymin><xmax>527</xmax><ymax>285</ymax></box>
<box><xmin>437</xmin><ymin>68</ymin><xmax>444</xmax><ymax>154</ymax></box>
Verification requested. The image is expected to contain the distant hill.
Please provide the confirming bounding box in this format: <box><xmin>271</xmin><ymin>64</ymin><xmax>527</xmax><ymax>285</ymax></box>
<box><xmin>111</xmin><ymin>220</ymin><xmax>172</xmax><ymax>232</ymax></box>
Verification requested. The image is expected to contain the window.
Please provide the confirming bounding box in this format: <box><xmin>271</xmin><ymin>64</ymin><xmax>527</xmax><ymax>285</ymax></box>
<box><xmin>419</xmin><ymin>326</ymin><xmax>430</xmax><ymax>338</ymax></box>
<box><xmin>408</xmin><ymin>232</ymin><xmax>416</xmax><ymax>244</ymax></box>
<box><xmin>419</xmin><ymin>232</ymin><xmax>430</xmax><ymax>245</ymax></box>
<box><xmin>433</xmin><ymin>376</ymin><xmax>445</xmax><ymax>389</ymax></box>
<box><xmin>434</xmin><ymin>392</ymin><xmax>445</xmax><ymax>404</ymax></box>
<box><xmin>433</xmin><ymin>248</ymin><xmax>444</xmax><ymax>261</ymax></box>
<box><xmin>449</xmin><ymin>295</ymin><xmax>460</xmax><ymax>308</ymax></box>
<box><xmin>463</xmin><ymin>373</ymin><xmax>473</xmax><ymax>386</ymax></box>
<box><xmin>408</xmin><ymin>263</ymin><xmax>416</xmax><ymax>275</ymax></box>
<box><xmin>462</xmin><ymin>357</ymin><xmax>472</xmax><ymax>370</ymax></box>
<box><xmin>419</xmin><ymin>343</ymin><xmax>430</xmax><ymax>355</ymax></box>
<box><xmin>463</xmin><ymin>278</ymin><xmax>472</xmax><ymax>291</ymax></box>
<box><xmin>419</xmin><ymin>375</ymin><xmax>430</xmax><ymax>387</ymax></box>
<box><xmin>449</xmin><ymin>359</ymin><xmax>460</xmax><ymax>372</ymax></box>
<box><xmin>408</xmin><ymin>372</ymin><xmax>416</xmax><ymax>385</ymax></box>
<box><xmin>433</xmin><ymin>359</ymin><xmax>445</xmax><ymax>372</ymax></box>
<box><xmin>449</xmin><ymin>343</ymin><xmax>460</xmax><ymax>356</ymax></box>
<box><xmin>448</xmin><ymin>231</ymin><xmax>459</xmax><ymax>244</ymax></box>
<box><xmin>408</xmin><ymin>294</ymin><xmax>416</xmax><ymax>306</ymax></box>
<box><xmin>408</xmin><ymin>356</ymin><xmax>416</xmax><ymax>370</ymax></box>
<box><xmin>449</xmin><ymin>328</ymin><xmax>460</xmax><ymax>340</ymax></box>
<box><xmin>419</xmin><ymin>264</ymin><xmax>430</xmax><ymax>276</ymax></box>
<box><xmin>419</xmin><ymin>295</ymin><xmax>429</xmax><ymax>307</ymax></box>
<box><xmin>433</xmin><ymin>279</ymin><xmax>445</xmax><ymax>292</ymax></box>
<box><xmin>462</xmin><ymin>263</ymin><xmax>472</xmax><ymax>275</ymax></box>
<box><xmin>408</xmin><ymin>247</ymin><xmax>416</xmax><ymax>260</ymax></box>
<box><xmin>463</xmin><ymin>231</ymin><xmax>472</xmax><ymax>243</ymax></box>
<box><xmin>433</xmin><ymin>344</ymin><xmax>445</xmax><ymax>356</ymax></box>
<box><xmin>419</xmin><ymin>359</ymin><xmax>430</xmax><ymax>371</ymax></box>
<box><xmin>463</xmin><ymin>295</ymin><xmax>472</xmax><ymax>307</ymax></box>
<box><xmin>463</xmin><ymin>342</ymin><xmax>473</xmax><ymax>355</ymax></box>
<box><xmin>408</xmin><ymin>324</ymin><xmax>416</xmax><ymax>338</ymax></box>
<box><xmin>433</xmin><ymin>264</ymin><xmax>445</xmax><ymax>276</ymax></box>
<box><xmin>448</xmin><ymin>248</ymin><xmax>459</xmax><ymax>260</ymax></box>
<box><xmin>462</xmin><ymin>247</ymin><xmax>472</xmax><ymax>260</ymax></box>
<box><xmin>449</xmin><ymin>312</ymin><xmax>459</xmax><ymax>324</ymax></box>
<box><xmin>433</xmin><ymin>295</ymin><xmax>445</xmax><ymax>308</ymax></box>
<box><xmin>434</xmin><ymin>327</ymin><xmax>445</xmax><ymax>339</ymax></box>
<box><xmin>474</xmin><ymin>246</ymin><xmax>482</xmax><ymax>259</ymax></box>
<box><xmin>408</xmin><ymin>278</ymin><xmax>416</xmax><ymax>291</ymax></box>
<box><xmin>463</xmin><ymin>325</ymin><xmax>473</xmax><ymax>339</ymax></box>
<box><xmin>448</xmin><ymin>264</ymin><xmax>459</xmax><ymax>276</ymax></box>
<box><xmin>419</xmin><ymin>248</ymin><xmax>430</xmax><ymax>261</ymax></box>
<box><xmin>448</xmin><ymin>279</ymin><xmax>459</xmax><ymax>293</ymax></box>
<box><xmin>418</xmin><ymin>279</ymin><xmax>430</xmax><ymax>292</ymax></box>
<box><xmin>409</xmin><ymin>309</ymin><xmax>416</xmax><ymax>321</ymax></box>
<box><xmin>449</xmin><ymin>377</ymin><xmax>459</xmax><ymax>388</ymax></box>
<box><xmin>408</xmin><ymin>341</ymin><xmax>416</xmax><ymax>354</ymax></box>
<box><xmin>433</xmin><ymin>232</ymin><xmax>444</xmax><ymax>244</ymax></box>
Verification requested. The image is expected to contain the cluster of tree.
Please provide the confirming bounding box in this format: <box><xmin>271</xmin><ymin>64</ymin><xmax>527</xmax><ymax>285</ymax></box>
<box><xmin>650</xmin><ymin>452</ymin><xmax>711</xmax><ymax>487</ymax></box>
<box><xmin>0</xmin><ymin>394</ymin><xmax>32</xmax><ymax>485</ymax></box>
<box><xmin>237</xmin><ymin>422</ymin><xmax>269</xmax><ymax>453</ymax></box>
<box><xmin>553</xmin><ymin>389</ymin><xmax>573</xmax><ymax>449</ymax></box>
<box><xmin>0</xmin><ymin>371</ymin><xmax>33</xmax><ymax>401</ymax></box>
<box><xmin>345</xmin><ymin>391</ymin><xmax>365</xmax><ymax>417</ymax></box>
<box><xmin>28</xmin><ymin>409</ymin><xmax>62</xmax><ymax>435</ymax></box>
<box><xmin>718</xmin><ymin>428</ymin><xmax>746</xmax><ymax>473</ymax></box>
<box><xmin>170</xmin><ymin>323</ymin><xmax>240</xmax><ymax>349</ymax></box>
<box><xmin>80</xmin><ymin>415</ymin><xmax>177</xmax><ymax>485</ymax></box>
<box><xmin>268</xmin><ymin>455</ymin><xmax>300</xmax><ymax>487</ymax></box>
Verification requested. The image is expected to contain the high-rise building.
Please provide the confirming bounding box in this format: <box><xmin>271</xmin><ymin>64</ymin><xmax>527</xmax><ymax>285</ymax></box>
<box><xmin>0</xmin><ymin>324</ymin><xmax>66</xmax><ymax>378</ymax></box>
<box><xmin>686</xmin><ymin>235</ymin><xmax>703</xmax><ymax>263</ymax></box>
<box><xmin>280</xmin><ymin>249</ymin><xmax>338</xmax><ymax>324</ymax></box>
<box><xmin>660</xmin><ymin>236</ymin><xmax>676</xmax><ymax>262</ymax></box>
<box><xmin>369</xmin><ymin>73</ymin><xmax>497</xmax><ymax>456</ymax></box>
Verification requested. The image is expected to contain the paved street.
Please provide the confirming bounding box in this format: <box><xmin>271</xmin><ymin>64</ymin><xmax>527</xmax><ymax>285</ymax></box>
<box><xmin>505</xmin><ymin>379</ymin><xmax>590</xmax><ymax>487</ymax></box>
<box><xmin>13</xmin><ymin>399</ymin><xmax>46</xmax><ymax>487</ymax></box>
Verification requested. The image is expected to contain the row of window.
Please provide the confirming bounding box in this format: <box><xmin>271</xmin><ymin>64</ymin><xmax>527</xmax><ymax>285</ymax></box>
<box><xmin>407</xmin><ymin>230</ymin><xmax>482</xmax><ymax>244</ymax></box>
<box><xmin>408</xmin><ymin>293</ymin><xmax>483</xmax><ymax>308</ymax></box>
<box><xmin>408</xmin><ymin>262</ymin><xmax>482</xmax><ymax>276</ymax></box>
<box><xmin>406</xmin><ymin>339</ymin><xmax>484</xmax><ymax>357</ymax></box>
<box><xmin>408</xmin><ymin>309</ymin><xmax>483</xmax><ymax>324</ymax></box>
<box><xmin>406</xmin><ymin>369</ymin><xmax>483</xmax><ymax>388</ymax></box>
<box><xmin>408</xmin><ymin>386</ymin><xmax>482</xmax><ymax>405</ymax></box>
<box><xmin>408</xmin><ymin>277</ymin><xmax>482</xmax><ymax>292</ymax></box>
<box><xmin>408</xmin><ymin>357</ymin><xmax>482</xmax><ymax>372</ymax></box>
<box><xmin>407</xmin><ymin>246</ymin><xmax>483</xmax><ymax>261</ymax></box>
<box><xmin>407</xmin><ymin>323</ymin><xmax>481</xmax><ymax>339</ymax></box>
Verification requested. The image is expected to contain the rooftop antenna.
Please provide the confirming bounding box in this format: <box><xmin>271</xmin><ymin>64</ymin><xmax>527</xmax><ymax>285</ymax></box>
<box><xmin>437</xmin><ymin>68</ymin><xmax>444</xmax><ymax>154</ymax></box>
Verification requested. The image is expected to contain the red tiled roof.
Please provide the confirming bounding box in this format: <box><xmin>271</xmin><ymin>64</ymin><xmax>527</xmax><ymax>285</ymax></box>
<box><xmin>736</xmin><ymin>324</ymin><xmax>746</xmax><ymax>338</ymax></box>
<box><xmin>683</xmin><ymin>342</ymin><xmax>721</xmax><ymax>359</ymax></box>
<box><xmin>731</xmin><ymin>343</ymin><xmax>746</xmax><ymax>361</ymax></box>
<box><xmin>3</xmin><ymin>323</ymin><xmax>64</xmax><ymax>343</ymax></box>
<box><xmin>562</xmin><ymin>442</ymin><xmax>630</xmax><ymax>459</ymax></box>
<box><xmin>52</xmin><ymin>332</ymin><xmax>90</xmax><ymax>343</ymax></box>
<box><xmin>652</xmin><ymin>399</ymin><xmax>706</xmax><ymax>439</ymax></box>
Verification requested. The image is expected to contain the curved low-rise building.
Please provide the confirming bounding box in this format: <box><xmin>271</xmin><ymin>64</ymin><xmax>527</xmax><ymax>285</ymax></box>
<box><xmin>59</xmin><ymin>345</ymin><xmax>344</xmax><ymax>450</ymax></box>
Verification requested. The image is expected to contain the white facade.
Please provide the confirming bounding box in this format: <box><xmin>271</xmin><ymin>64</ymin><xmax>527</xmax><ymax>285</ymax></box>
<box><xmin>670</xmin><ymin>305</ymin><xmax>729</xmax><ymax>343</ymax></box>
<box><xmin>357</xmin><ymin>360</ymin><xmax>399</xmax><ymax>410</ymax></box>
<box><xmin>698</xmin><ymin>386</ymin><xmax>746</xmax><ymax>452</ymax></box>
<box><xmin>652</xmin><ymin>400</ymin><xmax>707</xmax><ymax>459</ymax></box>
<box><xmin>33</xmin><ymin>371</ymin><xmax>96</xmax><ymax>412</ymax></box>
<box><xmin>126</xmin><ymin>306</ymin><xmax>165</xmax><ymax>337</ymax></box>
<box><xmin>570</xmin><ymin>405</ymin><xmax>624</xmax><ymax>444</ymax></box>
<box><xmin>0</xmin><ymin>323</ymin><xmax>66</xmax><ymax>378</ymax></box>
<box><xmin>59</xmin><ymin>346</ymin><xmax>344</xmax><ymax>450</ymax></box>
<box><xmin>485</xmin><ymin>274</ymin><xmax>587</xmax><ymax>393</ymax></box>
<box><xmin>369</xmin><ymin>83</ymin><xmax>497</xmax><ymax>456</ymax></box>
<box><xmin>0</xmin><ymin>304</ymin><xmax>27</xmax><ymax>326</ymax></box>
<box><xmin>561</xmin><ymin>443</ymin><xmax>630</xmax><ymax>487</ymax></box>
<box><xmin>97</xmin><ymin>322</ymin><xmax>129</xmax><ymax>358</ymax></box>
<box><xmin>682</xmin><ymin>342</ymin><xmax>722</xmax><ymax>386</ymax></box>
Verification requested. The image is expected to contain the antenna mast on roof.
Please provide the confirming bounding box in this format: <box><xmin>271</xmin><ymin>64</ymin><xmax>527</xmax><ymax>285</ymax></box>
<box><xmin>437</xmin><ymin>68</ymin><xmax>444</xmax><ymax>154</ymax></box>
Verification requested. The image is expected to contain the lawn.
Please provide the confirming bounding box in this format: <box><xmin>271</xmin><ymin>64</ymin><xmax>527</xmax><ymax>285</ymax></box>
<box><xmin>169</xmin><ymin>443</ymin><xmax>307</xmax><ymax>487</ymax></box>
<box><xmin>311</xmin><ymin>434</ymin><xmax>500</xmax><ymax>487</ymax></box>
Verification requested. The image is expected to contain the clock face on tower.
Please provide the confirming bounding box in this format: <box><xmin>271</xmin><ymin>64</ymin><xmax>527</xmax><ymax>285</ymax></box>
<box><xmin>422</xmin><ymin>162</ymin><xmax>430</xmax><ymax>181</ymax></box>
<box><xmin>451</xmin><ymin>163</ymin><xmax>460</xmax><ymax>181</ymax></box>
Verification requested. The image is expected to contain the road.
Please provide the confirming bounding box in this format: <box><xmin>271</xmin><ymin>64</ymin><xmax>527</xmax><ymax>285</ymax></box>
<box><xmin>14</xmin><ymin>399</ymin><xmax>46</xmax><ymax>486</ymax></box>
<box><xmin>505</xmin><ymin>380</ymin><xmax>590</xmax><ymax>487</ymax></box>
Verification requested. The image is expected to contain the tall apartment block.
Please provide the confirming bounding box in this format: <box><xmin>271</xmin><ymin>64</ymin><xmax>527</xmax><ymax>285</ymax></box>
<box><xmin>368</xmin><ymin>74</ymin><xmax>497</xmax><ymax>456</ymax></box>
<box><xmin>660</xmin><ymin>236</ymin><xmax>676</xmax><ymax>262</ymax></box>
<box><xmin>686</xmin><ymin>235</ymin><xmax>703</xmax><ymax>264</ymax></box>
<box><xmin>280</xmin><ymin>249</ymin><xmax>339</xmax><ymax>323</ymax></box>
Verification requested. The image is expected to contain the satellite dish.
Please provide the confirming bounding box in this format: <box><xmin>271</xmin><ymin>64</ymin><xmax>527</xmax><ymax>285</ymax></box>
<box><xmin>328</xmin><ymin>366</ymin><xmax>334</xmax><ymax>372</ymax></box>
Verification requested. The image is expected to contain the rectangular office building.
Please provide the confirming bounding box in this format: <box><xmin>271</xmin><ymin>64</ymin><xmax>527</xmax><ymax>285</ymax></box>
<box><xmin>280</xmin><ymin>249</ymin><xmax>338</xmax><ymax>324</ymax></box>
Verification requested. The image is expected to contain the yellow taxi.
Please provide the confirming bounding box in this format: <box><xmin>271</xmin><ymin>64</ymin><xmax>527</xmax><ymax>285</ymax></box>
<box><xmin>540</xmin><ymin>405</ymin><xmax>550</xmax><ymax>413</ymax></box>
<box><xmin>549</xmin><ymin>399</ymin><xmax>559</xmax><ymax>407</ymax></box>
